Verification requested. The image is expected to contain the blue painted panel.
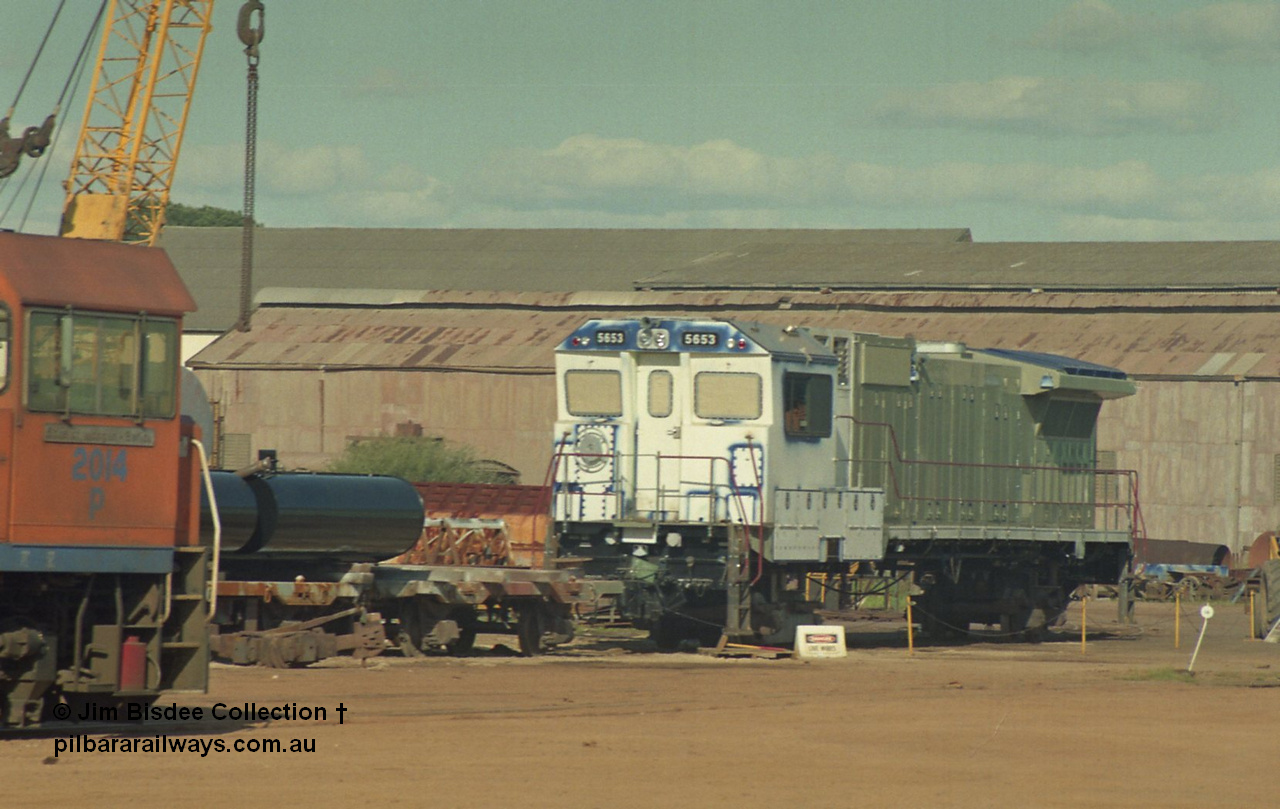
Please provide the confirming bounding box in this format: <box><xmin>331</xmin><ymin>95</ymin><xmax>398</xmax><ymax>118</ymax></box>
<box><xmin>978</xmin><ymin>347</ymin><xmax>1128</xmax><ymax>380</ymax></box>
<box><xmin>560</xmin><ymin>319</ymin><xmax>758</xmax><ymax>354</ymax></box>
<box><xmin>0</xmin><ymin>545</ymin><xmax>174</xmax><ymax>574</ymax></box>
<box><xmin>1137</xmin><ymin>563</ymin><xmax>1229</xmax><ymax>581</ymax></box>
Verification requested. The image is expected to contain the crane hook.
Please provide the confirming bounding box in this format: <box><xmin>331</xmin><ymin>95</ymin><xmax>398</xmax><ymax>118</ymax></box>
<box><xmin>0</xmin><ymin>113</ymin><xmax>55</xmax><ymax>179</ymax></box>
<box><xmin>238</xmin><ymin>1</ymin><xmax>265</xmax><ymax>60</ymax></box>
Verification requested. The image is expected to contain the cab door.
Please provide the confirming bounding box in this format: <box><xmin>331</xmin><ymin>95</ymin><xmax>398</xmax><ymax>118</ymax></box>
<box><xmin>632</xmin><ymin>354</ymin><xmax>684</xmax><ymax>521</ymax></box>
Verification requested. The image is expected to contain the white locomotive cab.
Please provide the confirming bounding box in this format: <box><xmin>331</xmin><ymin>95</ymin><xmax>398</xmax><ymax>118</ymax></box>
<box><xmin>553</xmin><ymin>318</ymin><xmax>886</xmax><ymax>562</ymax></box>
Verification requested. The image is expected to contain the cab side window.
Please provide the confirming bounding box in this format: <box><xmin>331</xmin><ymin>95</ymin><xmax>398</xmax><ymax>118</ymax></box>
<box><xmin>25</xmin><ymin>309</ymin><xmax>179</xmax><ymax>418</ymax></box>
<box><xmin>783</xmin><ymin>372</ymin><xmax>833</xmax><ymax>438</ymax></box>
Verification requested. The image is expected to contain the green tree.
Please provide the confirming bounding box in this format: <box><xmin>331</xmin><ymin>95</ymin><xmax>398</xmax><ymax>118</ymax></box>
<box><xmin>165</xmin><ymin>202</ymin><xmax>254</xmax><ymax>227</ymax></box>
<box><xmin>327</xmin><ymin>436</ymin><xmax>507</xmax><ymax>484</ymax></box>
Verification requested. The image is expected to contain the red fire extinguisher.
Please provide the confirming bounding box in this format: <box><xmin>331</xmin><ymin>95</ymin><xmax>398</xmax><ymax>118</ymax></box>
<box><xmin>119</xmin><ymin>636</ymin><xmax>147</xmax><ymax>691</ymax></box>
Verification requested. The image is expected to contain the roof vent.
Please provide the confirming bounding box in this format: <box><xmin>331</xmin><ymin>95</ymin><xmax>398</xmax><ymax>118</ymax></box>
<box><xmin>915</xmin><ymin>341</ymin><xmax>967</xmax><ymax>354</ymax></box>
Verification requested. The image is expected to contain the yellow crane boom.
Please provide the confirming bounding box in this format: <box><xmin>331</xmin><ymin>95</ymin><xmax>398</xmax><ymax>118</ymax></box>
<box><xmin>60</xmin><ymin>0</ymin><xmax>214</xmax><ymax>246</ymax></box>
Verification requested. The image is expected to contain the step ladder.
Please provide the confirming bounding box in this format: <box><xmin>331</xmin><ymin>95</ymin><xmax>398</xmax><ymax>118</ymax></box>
<box><xmin>724</xmin><ymin>525</ymin><xmax>752</xmax><ymax>639</ymax></box>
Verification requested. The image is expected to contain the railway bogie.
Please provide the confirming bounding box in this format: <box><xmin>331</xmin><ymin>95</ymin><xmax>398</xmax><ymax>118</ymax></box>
<box><xmin>210</xmin><ymin>560</ymin><xmax>595</xmax><ymax>664</ymax></box>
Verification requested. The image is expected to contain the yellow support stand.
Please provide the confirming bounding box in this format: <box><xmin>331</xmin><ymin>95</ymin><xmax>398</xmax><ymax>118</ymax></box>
<box><xmin>1080</xmin><ymin>596</ymin><xmax>1088</xmax><ymax>654</ymax></box>
<box><xmin>906</xmin><ymin>596</ymin><xmax>915</xmax><ymax>656</ymax></box>
<box><xmin>1175</xmin><ymin>591</ymin><xmax>1181</xmax><ymax>649</ymax></box>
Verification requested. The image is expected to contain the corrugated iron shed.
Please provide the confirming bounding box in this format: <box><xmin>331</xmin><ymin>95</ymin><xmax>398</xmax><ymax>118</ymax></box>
<box><xmin>187</xmin><ymin>287</ymin><xmax>1280</xmax><ymax>380</ymax></box>
<box><xmin>636</xmin><ymin>240</ymin><xmax>1280</xmax><ymax>291</ymax></box>
<box><xmin>159</xmin><ymin>227</ymin><xmax>973</xmax><ymax>331</ymax></box>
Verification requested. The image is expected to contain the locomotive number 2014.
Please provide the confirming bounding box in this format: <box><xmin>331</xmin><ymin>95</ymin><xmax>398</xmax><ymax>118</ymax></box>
<box><xmin>71</xmin><ymin>447</ymin><xmax>129</xmax><ymax>482</ymax></box>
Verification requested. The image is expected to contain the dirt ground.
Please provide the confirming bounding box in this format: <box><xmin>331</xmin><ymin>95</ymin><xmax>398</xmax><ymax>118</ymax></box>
<box><xmin>4</xmin><ymin>598</ymin><xmax>1278</xmax><ymax>809</ymax></box>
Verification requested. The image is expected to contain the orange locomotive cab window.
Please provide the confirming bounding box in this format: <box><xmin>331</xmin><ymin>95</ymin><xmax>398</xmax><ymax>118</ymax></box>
<box><xmin>25</xmin><ymin>309</ymin><xmax>178</xmax><ymax>419</ymax></box>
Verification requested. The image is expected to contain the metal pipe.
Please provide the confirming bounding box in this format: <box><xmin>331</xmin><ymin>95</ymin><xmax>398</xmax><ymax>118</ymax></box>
<box><xmin>1232</xmin><ymin>381</ymin><xmax>1244</xmax><ymax>553</ymax></box>
<box><xmin>114</xmin><ymin>574</ymin><xmax>123</xmax><ymax>628</ymax></box>
<box><xmin>192</xmin><ymin>438</ymin><xmax>221</xmax><ymax>620</ymax></box>
<box><xmin>72</xmin><ymin>574</ymin><xmax>94</xmax><ymax>684</ymax></box>
<box><xmin>654</xmin><ymin>450</ymin><xmax>662</xmax><ymax>519</ymax></box>
<box><xmin>156</xmin><ymin>572</ymin><xmax>171</xmax><ymax>626</ymax></box>
<box><xmin>746</xmin><ymin>438</ymin><xmax>765</xmax><ymax>587</ymax></box>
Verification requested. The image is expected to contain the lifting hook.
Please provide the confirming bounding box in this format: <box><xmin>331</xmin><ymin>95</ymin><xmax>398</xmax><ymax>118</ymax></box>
<box><xmin>238</xmin><ymin>1</ymin><xmax>265</xmax><ymax>61</ymax></box>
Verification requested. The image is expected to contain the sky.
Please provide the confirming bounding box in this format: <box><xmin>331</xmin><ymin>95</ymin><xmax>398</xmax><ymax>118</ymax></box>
<box><xmin>4</xmin><ymin>0</ymin><xmax>1280</xmax><ymax>242</ymax></box>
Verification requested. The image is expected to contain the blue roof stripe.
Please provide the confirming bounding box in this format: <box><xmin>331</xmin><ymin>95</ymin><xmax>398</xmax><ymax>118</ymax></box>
<box><xmin>977</xmin><ymin>348</ymin><xmax>1129</xmax><ymax>380</ymax></box>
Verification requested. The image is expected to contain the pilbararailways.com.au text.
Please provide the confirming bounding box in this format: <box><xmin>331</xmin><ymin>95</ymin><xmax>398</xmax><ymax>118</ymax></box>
<box><xmin>49</xmin><ymin>701</ymin><xmax>345</xmax><ymax>758</ymax></box>
<box><xmin>54</xmin><ymin>735</ymin><xmax>318</xmax><ymax>757</ymax></box>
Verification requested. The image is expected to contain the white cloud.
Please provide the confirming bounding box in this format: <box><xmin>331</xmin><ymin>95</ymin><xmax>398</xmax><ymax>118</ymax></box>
<box><xmin>172</xmin><ymin>134</ymin><xmax>1280</xmax><ymax>239</ymax></box>
<box><xmin>1174</xmin><ymin>2</ymin><xmax>1280</xmax><ymax>62</ymax></box>
<box><xmin>1060</xmin><ymin>213</ymin><xmax>1280</xmax><ymax>240</ymax></box>
<box><xmin>837</xmin><ymin>159</ymin><xmax>1164</xmax><ymax>218</ymax></box>
<box><xmin>175</xmin><ymin>143</ymin><xmax>244</xmax><ymax>191</ymax></box>
<box><xmin>341</xmin><ymin>67</ymin><xmax>430</xmax><ymax>100</ymax></box>
<box><xmin>872</xmin><ymin>76</ymin><xmax>1233</xmax><ymax>136</ymax></box>
<box><xmin>476</xmin><ymin>135</ymin><xmax>1171</xmax><ymax>217</ymax></box>
<box><xmin>463</xmin><ymin>133</ymin><xmax>1280</xmax><ymax>239</ymax></box>
<box><xmin>325</xmin><ymin>181</ymin><xmax>454</xmax><ymax>226</ymax></box>
<box><xmin>181</xmin><ymin>141</ymin><xmax>443</xmax><ymax>196</ymax></box>
<box><xmin>259</xmin><ymin>143</ymin><xmax>378</xmax><ymax>195</ymax></box>
<box><xmin>1025</xmin><ymin>0</ymin><xmax>1153</xmax><ymax>55</ymax></box>
<box><xmin>476</xmin><ymin>134</ymin><xmax>850</xmax><ymax>208</ymax></box>
<box><xmin>181</xmin><ymin>141</ymin><xmax>417</xmax><ymax>195</ymax></box>
<box><xmin>1028</xmin><ymin>1</ymin><xmax>1280</xmax><ymax>62</ymax></box>
<box><xmin>176</xmin><ymin>140</ymin><xmax>453</xmax><ymax>226</ymax></box>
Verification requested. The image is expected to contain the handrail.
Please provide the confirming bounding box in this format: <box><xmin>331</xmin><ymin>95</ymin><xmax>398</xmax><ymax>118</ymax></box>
<box><xmin>839</xmin><ymin>415</ymin><xmax>1143</xmax><ymax>538</ymax></box>
<box><xmin>539</xmin><ymin>432</ymin><xmax>571</xmax><ymax>565</ymax></box>
<box><xmin>744</xmin><ymin>438</ymin><xmax>765</xmax><ymax>585</ymax></box>
<box><xmin>191</xmin><ymin>438</ymin><xmax>221</xmax><ymax>620</ymax></box>
<box><xmin>552</xmin><ymin>449</ymin><xmax>763</xmax><ymax>526</ymax></box>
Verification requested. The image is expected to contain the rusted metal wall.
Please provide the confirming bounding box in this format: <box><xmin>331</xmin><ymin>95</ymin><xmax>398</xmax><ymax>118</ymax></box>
<box><xmin>1098</xmin><ymin>379</ymin><xmax>1280</xmax><ymax>554</ymax></box>
<box><xmin>196</xmin><ymin>368</ymin><xmax>556</xmax><ymax>483</ymax></box>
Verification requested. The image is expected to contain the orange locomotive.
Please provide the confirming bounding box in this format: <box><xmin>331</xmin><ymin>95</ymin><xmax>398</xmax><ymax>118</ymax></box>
<box><xmin>0</xmin><ymin>232</ymin><xmax>209</xmax><ymax>728</ymax></box>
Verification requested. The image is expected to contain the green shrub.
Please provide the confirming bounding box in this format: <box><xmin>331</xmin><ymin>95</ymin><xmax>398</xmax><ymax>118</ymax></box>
<box><xmin>328</xmin><ymin>436</ymin><xmax>506</xmax><ymax>484</ymax></box>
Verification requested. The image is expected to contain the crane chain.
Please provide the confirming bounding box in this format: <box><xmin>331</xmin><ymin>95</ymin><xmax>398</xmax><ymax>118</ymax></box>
<box><xmin>237</xmin><ymin>1</ymin><xmax>265</xmax><ymax>333</ymax></box>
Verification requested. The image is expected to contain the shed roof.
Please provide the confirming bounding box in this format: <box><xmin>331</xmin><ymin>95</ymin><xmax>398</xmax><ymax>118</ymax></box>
<box><xmin>159</xmin><ymin>227</ymin><xmax>972</xmax><ymax>331</ymax></box>
<box><xmin>162</xmin><ymin>227</ymin><xmax>1280</xmax><ymax>334</ymax></box>
<box><xmin>635</xmin><ymin>240</ymin><xmax>1280</xmax><ymax>292</ymax></box>
<box><xmin>187</xmin><ymin>288</ymin><xmax>1280</xmax><ymax>381</ymax></box>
